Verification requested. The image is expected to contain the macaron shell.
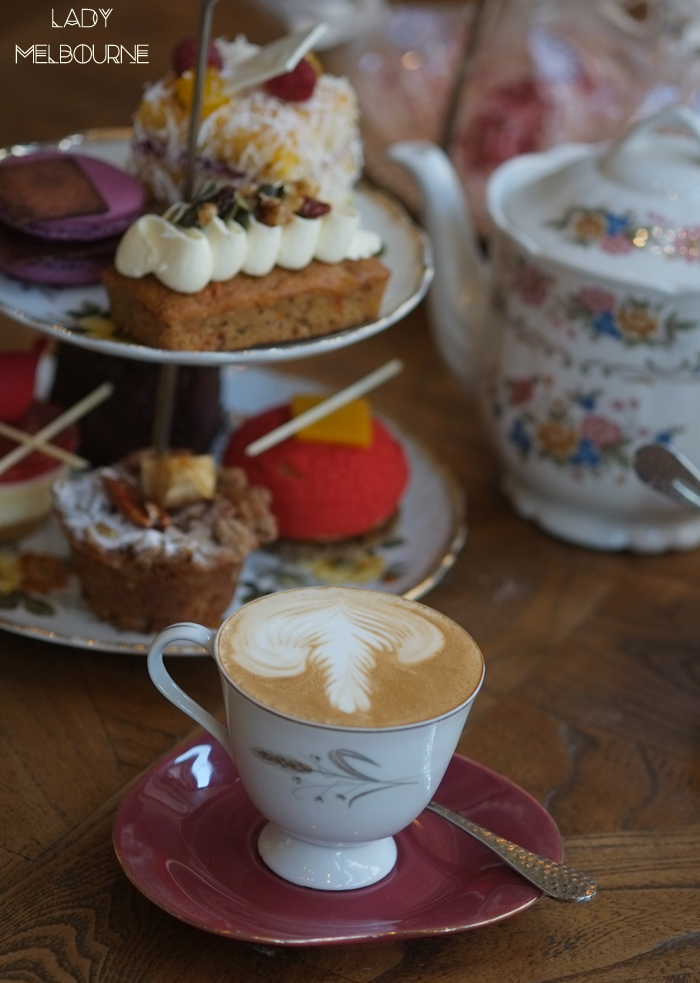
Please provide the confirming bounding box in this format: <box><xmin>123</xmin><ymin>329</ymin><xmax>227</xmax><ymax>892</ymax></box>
<box><xmin>0</xmin><ymin>223</ymin><xmax>121</xmax><ymax>285</ymax></box>
<box><xmin>224</xmin><ymin>405</ymin><xmax>409</xmax><ymax>541</ymax></box>
<box><xmin>0</xmin><ymin>153</ymin><xmax>145</xmax><ymax>241</ymax></box>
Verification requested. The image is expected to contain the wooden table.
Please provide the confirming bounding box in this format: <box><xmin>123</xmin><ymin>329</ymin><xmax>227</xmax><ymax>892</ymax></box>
<box><xmin>2</xmin><ymin>2</ymin><xmax>700</xmax><ymax>980</ymax></box>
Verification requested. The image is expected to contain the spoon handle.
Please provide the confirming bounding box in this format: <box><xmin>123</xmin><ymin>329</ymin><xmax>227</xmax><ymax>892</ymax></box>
<box><xmin>426</xmin><ymin>801</ymin><xmax>597</xmax><ymax>903</ymax></box>
<box><xmin>633</xmin><ymin>444</ymin><xmax>700</xmax><ymax>511</ymax></box>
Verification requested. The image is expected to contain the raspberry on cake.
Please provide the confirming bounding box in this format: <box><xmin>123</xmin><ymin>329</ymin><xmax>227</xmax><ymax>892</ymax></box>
<box><xmin>223</xmin><ymin>399</ymin><xmax>409</xmax><ymax>542</ymax></box>
<box><xmin>52</xmin><ymin>450</ymin><xmax>277</xmax><ymax>632</ymax></box>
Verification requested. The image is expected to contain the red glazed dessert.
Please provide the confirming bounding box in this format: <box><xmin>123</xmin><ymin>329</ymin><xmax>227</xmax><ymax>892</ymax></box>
<box><xmin>223</xmin><ymin>403</ymin><xmax>409</xmax><ymax>542</ymax></box>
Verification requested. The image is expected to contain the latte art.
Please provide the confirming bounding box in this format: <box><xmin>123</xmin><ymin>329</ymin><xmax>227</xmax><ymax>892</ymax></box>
<box><xmin>229</xmin><ymin>589</ymin><xmax>445</xmax><ymax>714</ymax></box>
<box><xmin>219</xmin><ymin>587</ymin><xmax>483</xmax><ymax>728</ymax></box>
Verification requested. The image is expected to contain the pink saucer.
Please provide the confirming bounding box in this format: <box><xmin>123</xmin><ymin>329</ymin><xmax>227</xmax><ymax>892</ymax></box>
<box><xmin>113</xmin><ymin>735</ymin><xmax>562</xmax><ymax>946</ymax></box>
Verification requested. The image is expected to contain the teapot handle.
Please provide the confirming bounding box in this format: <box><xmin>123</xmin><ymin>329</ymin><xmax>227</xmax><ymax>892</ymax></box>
<box><xmin>604</xmin><ymin>105</ymin><xmax>700</xmax><ymax>162</ymax></box>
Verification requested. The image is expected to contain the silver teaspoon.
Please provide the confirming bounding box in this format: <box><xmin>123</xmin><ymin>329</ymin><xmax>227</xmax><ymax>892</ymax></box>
<box><xmin>634</xmin><ymin>443</ymin><xmax>700</xmax><ymax>512</ymax></box>
<box><xmin>426</xmin><ymin>801</ymin><xmax>597</xmax><ymax>903</ymax></box>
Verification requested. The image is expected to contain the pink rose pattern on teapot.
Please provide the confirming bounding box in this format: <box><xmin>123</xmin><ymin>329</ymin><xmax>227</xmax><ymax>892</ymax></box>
<box><xmin>489</xmin><ymin>250</ymin><xmax>697</xmax><ymax>482</ymax></box>
<box><xmin>508</xmin><ymin>255</ymin><xmax>699</xmax><ymax>349</ymax></box>
<box><xmin>492</xmin><ymin>377</ymin><xmax>682</xmax><ymax>477</ymax></box>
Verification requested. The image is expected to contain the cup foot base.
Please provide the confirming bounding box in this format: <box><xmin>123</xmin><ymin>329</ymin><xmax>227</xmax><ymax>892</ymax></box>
<box><xmin>257</xmin><ymin>823</ymin><xmax>398</xmax><ymax>891</ymax></box>
<box><xmin>503</xmin><ymin>474</ymin><xmax>700</xmax><ymax>553</ymax></box>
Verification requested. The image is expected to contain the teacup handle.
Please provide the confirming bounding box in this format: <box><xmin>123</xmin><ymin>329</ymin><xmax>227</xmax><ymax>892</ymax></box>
<box><xmin>147</xmin><ymin>622</ymin><xmax>233</xmax><ymax>757</ymax></box>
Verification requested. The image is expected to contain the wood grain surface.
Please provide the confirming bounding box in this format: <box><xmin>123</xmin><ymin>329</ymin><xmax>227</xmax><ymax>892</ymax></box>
<box><xmin>1</xmin><ymin>1</ymin><xmax>700</xmax><ymax>980</ymax></box>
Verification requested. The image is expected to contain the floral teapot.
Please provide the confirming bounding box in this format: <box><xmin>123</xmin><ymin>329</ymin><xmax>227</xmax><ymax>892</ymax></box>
<box><xmin>389</xmin><ymin>105</ymin><xmax>700</xmax><ymax>553</ymax></box>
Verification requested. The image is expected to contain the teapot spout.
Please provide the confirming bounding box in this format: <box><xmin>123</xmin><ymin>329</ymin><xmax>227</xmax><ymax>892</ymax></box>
<box><xmin>387</xmin><ymin>141</ymin><xmax>489</xmax><ymax>391</ymax></box>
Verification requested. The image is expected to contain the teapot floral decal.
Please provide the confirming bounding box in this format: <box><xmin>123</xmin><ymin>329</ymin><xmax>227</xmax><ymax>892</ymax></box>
<box><xmin>508</xmin><ymin>256</ymin><xmax>699</xmax><ymax>350</ymax></box>
<box><xmin>564</xmin><ymin>289</ymin><xmax>695</xmax><ymax>347</ymax></box>
<box><xmin>548</xmin><ymin>206</ymin><xmax>700</xmax><ymax>265</ymax></box>
<box><xmin>493</xmin><ymin>378</ymin><xmax>681</xmax><ymax>477</ymax></box>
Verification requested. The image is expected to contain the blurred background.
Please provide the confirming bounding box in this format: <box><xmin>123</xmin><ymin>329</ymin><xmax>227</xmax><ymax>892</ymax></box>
<box><xmin>5</xmin><ymin>0</ymin><xmax>700</xmax><ymax>339</ymax></box>
<box><xmin>7</xmin><ymin>1</ymin><xmax>700</xmax><ymax>231</ymax></box>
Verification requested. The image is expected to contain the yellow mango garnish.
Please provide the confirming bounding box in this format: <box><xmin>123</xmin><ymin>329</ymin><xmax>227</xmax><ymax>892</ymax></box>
<box><xmin>291</xmin><ymin>395</ymin><xmax>372</xmax><ymax>448</ymax></box>
<box><xmin>306</xmin><ymin>52</ymin><xmax>323</xmax><ymax>77</ymax></box>
<box><xmin>175</xmin><ymin>69</ymin><xmax>228</xmax><ymax>116</ymax></box>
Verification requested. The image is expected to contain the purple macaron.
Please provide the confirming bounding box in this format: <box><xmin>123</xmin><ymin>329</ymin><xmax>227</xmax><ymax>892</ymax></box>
<box><xmin>0</xmin><ymin>152</ymin><xmax>146</xmax><ymax>241</ymax></box>
<box><xmin>0</xmin><ymin>221</ymin><xmax>121</xmax><ymax>286</ymax></box>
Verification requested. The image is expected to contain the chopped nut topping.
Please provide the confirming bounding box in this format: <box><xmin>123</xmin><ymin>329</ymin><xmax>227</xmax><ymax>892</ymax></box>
<box><xmin>197</xmin><ymin>202</ymin><xmax>218</xmax><ymax>225</ymax></box>
<box><xmin>256</xmin><ymin>194</ymin><xmax>292</xmax><ymax>227</ymax></box>
<box><xmin>298</xmin><ymin>196</ymin><xmax>331</xmax><ymax>219</ymax></box>
<box><xmin>103</xmin><ymin>475</ymin><xmax>170</xmax><ymax>530</ymax></box>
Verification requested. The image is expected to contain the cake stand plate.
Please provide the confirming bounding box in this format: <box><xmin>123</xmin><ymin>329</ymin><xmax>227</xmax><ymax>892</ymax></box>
<box><xmin>0</xmin><ymin>368</ymin><xmax>465</xmax><ymax>654</ymax></box>
<box><xmin>0</xmin><ymin>129</ymin><xmax>432</xmax><ymax>365</ymax></box>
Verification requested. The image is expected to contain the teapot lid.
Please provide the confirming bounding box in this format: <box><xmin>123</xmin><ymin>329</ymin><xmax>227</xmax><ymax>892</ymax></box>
<box><xmin>490</xmin><ymin>106</ymin><xmax>700</xmax><ymax>294</ymax></box>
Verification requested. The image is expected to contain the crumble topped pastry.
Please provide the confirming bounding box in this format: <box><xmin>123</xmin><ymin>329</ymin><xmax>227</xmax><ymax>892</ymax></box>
<box><xmin>52</xmin><ymin>450</ymin><xmax>277</xmax><ymax>631</ymax></box>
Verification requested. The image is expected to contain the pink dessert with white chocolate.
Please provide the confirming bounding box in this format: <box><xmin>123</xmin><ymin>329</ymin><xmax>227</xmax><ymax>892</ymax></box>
<box><xmin>0</xmin><ymin>345</ymin><xmax>79</xmax><ymax>542</ymax></box>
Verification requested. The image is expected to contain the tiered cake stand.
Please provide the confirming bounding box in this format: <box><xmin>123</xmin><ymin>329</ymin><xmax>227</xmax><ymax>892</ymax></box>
<box><xmin>0</xmin><ymin>58</ymin><xmax>464</xmax><ymax>653</ymax></box>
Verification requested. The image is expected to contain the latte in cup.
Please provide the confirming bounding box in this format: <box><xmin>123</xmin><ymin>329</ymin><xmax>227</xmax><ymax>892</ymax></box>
<box><xmin>218</xmin><ymin>587</ymin><xmax>483</xmax><ymax>728</ymax></box>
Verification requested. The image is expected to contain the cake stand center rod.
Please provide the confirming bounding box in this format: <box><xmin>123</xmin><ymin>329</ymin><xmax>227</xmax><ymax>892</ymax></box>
<box><xmin>152</xmin><ymin>0</ymin><xmax>220</xmax><ymax>454</ymax></box>
<box><xmin>152</xmin><ymin>364</ymin><xmax>179</xmax><ymax>454</ymax></box>
<box><xmin>185</xmin><ymin>0</ymin><xmax>221</xmax><ymax>202</ymax></box>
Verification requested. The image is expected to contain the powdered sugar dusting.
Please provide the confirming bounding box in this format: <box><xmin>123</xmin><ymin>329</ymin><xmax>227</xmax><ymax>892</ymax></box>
<box><xmin>52</xmin><ymin>463</ymin><xmax>276</xmax><ymax>568</ymax></box>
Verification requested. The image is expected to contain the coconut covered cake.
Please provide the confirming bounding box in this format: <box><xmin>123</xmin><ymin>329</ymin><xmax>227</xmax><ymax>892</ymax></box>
<box><xmin>131</xmin><ymin>35</ymin><xmax>363</xmax><ymax>208</ymax></box>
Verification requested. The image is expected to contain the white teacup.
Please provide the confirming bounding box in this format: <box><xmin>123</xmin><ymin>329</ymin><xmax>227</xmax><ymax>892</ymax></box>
<box><xmin>147</xmin><ymin>587</ymin><xmax>484</xmax><ymax>891</ymax></box>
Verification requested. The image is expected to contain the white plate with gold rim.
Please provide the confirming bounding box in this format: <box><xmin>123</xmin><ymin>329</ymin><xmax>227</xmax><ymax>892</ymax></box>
<box><xmin>0</xmin><ymin>129</ymin><xmax>432</xmax><ymax>365</ymax></box>
<box><xmin>0</xmin><ymin>368</ymin><xmax>465</xmax><ymax>654</ymax></box>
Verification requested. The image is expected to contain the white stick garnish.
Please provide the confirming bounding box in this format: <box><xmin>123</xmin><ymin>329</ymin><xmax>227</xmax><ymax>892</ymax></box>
<box><xmin>227</xmin><ymin>23</ymin><xmax>329</xmax><ymax>94</ymax></box>
<box><xmin>244</xmin><ymin>358</ymin><xmax>403</xmax><ymax>457</ymax></box>
<box><xmin>0</xmin><ymin>382</ymin><xmax>113</xmax><ymax>477</ymax></box>
<box><xmin>0</xmin><ymin>420</ymin><xmax>88</xmax><ymax>470</ymax></box>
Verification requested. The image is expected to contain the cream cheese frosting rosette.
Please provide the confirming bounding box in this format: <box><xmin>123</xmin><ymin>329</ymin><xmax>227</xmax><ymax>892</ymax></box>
<box><xmin>114</xmin><ymin>183</ymin><xmax>381</xmax><ymax>293</ymax></box>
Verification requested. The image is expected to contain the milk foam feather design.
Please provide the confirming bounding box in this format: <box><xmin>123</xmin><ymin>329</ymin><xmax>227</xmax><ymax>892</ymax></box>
<box><xmin>115</xmin><ymin>207</ymin><xmax>381</xmax><ymax>294</ymax></box>
<box><xmin>229</xmin><ymin>588</ymin><xmax>445</xmax><ymax>715</ymax></box>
